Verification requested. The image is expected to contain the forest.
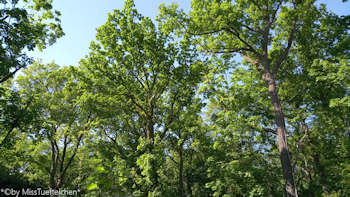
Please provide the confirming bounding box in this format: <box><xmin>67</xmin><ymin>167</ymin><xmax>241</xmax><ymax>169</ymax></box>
<box><xmin>0</xmin><ymin>0</ymin><xmax>349</xmax><ymax>196</ymax></box>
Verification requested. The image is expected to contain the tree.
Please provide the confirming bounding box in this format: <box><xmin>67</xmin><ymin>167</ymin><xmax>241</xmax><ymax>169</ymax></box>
<box><xmin>282</xmin><ymin>7</ymin><xmax>350</xmax><ymax>195</ymax></box>
<box><xmin>0</xmin><ymin>0</ymin><xmax>63</xmax><ymax>84</ymax></box>
<box><xmin>0</xmin><ymin>0</ymin><xmax>63</xmax><ymax>155</ymax></box>
<box><xmin>0</xmin><ymin>0</ymin><xmax>348</xmax><ymax>196</ymax></box>
<box><xmin>15</xmin><ymin>62</ymin><xmax>91</xmax><ymax>190</ymax></box>
<box><xmin>159</xmin><ymin>0</ymin><xmax>349</xmax><ymax>196</ymax></box>
<box><xmin>76</xmin><ymin>0</ymin><xmax>206</xmax><ymax>196</ymax></box>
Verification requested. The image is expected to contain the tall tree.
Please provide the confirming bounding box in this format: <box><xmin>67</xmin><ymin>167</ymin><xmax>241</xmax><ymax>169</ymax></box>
<box><xmin>159</xmin><ymin>0</ymin><xmax>348</xmax><ymax>196</ymax></box>
<box><xmin>76</xmin><ymin>0</ymin><xmax>206</xmax><ymax>195</ymax></box>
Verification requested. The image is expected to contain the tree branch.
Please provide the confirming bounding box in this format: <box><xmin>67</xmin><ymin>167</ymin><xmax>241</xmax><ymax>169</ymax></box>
<box><xmin>225</xmin><ymin>28</ymin><xmax>263</xmax><ymax>60</ymax></box>
<box><xmin>0</xmin><ymin>64</ymin><xmax>26</xmax><ymax>84</ymax></box>
<box><xmin>61</xmin><ymin>134</ymin><xmax>83</xmax><ymax>181</ymax></box>
<box><xmin>0</xmin><ymin>15</ymin><xmax>9</xmax><ymax>23</ymax></box>
<box><xmin>188</xmin><ymin>28</ymin><xmax>225</xmax><ymax>36</ymax></box>
<box><xmin>103</xmin><ymin>129</ymin><xmax>116</xmax><ymax>143</ymax></box>
<box><xmin>0</xmin><ymin>96</ymin><xmax>33</xmax><ymax>146</ymax></box>
<box><xmin>59</xmin><ymin>134</ymin><xmax>68</xmax><ymax>175</ymax></box>
<box><xmin>263</xmin><ymin>127</ymin><xmax>277</xmax><ymax>135</ymax></box>
<box><xmin>53</xmin><ymin>139</ymin><xmax>60</xmax><ymax>163</ymax></box>
<box><xmin>241</xmin><ymin>24</ymin><xmax>263</xmax><ymax>34</ymax></box>
<box><xmin>205</xmin><ymin>47</ymin><xmax>254</xmax><ymax>54</ymax></box>
<box><xmin>0</xmin><ymin>121</ymin><xmax>18</xmax><ymax>147</ymax></box>
<box><xmin>273</xmin><ymin>18</ymin><xmax>297</xmax><ymax>74</ymax></box>
<box><xmin>271</xmin><ymin>1</ymin><xmax>282</xmax><ymax>25</ymax></box>
<box><xmin>160</xmin><ymin>93</ymin><xmax>179</xmax><ymax>139</ymax></box>
<box><xmin>241</xmin><ymin>54</ymin><xmax>265</xmax><ymax>74</ymax></box>
<box><xmin>248</xmin><ymin>125</ymin><xmax>277</xmax><ymax>135</ymax></box>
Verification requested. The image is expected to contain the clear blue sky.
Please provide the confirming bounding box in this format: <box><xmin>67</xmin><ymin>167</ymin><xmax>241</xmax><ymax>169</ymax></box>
<box><xmin>30</xmin><ymin>0</ymin><xmax>349</xmax><ymax>67</ymax></box>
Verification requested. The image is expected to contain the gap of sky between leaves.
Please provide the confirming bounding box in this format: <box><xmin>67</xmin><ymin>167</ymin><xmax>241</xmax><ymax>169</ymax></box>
<box><xmin>29</xmin><ymin>0</ymin><xmax>349</xmax><ymax>67</ymax></box>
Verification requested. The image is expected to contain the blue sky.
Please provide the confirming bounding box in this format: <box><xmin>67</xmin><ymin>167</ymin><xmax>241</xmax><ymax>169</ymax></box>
<box><xmin>30</xmin><ymin>0</ymin><xmax>349</xmax><ymax>67</ymax></box>
<box><xmin>29</xmin><ymin>0</ymin><xmax>191</xmax><ymax>66</ymax></box>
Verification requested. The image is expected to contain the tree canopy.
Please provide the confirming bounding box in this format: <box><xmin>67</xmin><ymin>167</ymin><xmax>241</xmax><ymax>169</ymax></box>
<box><xmin>0</xmin><ymin>0</ymin><xmax>349</xmax><ymax>196</ymax></box>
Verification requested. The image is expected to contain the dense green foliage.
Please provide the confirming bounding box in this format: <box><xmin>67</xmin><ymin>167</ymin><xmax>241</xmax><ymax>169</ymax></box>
<box><xmin>0</xmin><ymin>0</ymin><xmax>349</xmax><ymax>196</ymax></box>
<box><xmin>0</xmin><ymin>0</ymin><xmax>63</xmax><ymax>84</ymax></box>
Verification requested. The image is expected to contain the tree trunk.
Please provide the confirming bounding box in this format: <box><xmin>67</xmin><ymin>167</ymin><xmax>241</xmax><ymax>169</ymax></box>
<box><xmin>146</xmin><ymin>115</ymin><xmax>154</xmax><ymax>140</ymax></box>
<box><xmin>313</xmin><ymin>152</ymin><xmax>329</xmax><ymax>195</ymax></box>
<box><xmin>178</xmin><ymin>143</ymin><xmax>185</xmax><ymax>197</ymax></box>
<box><xmin>49</xmin><ymin>141</ymin><xmax>59</xmax><ymax>197</ymax></box>
<box><xmin>145</xmin><ymin>116</ymin><xmax>159</xmax><ymax>193</ymax></box>
<box><xmin>264</xmin><ymin>72</ymin><xmax>298</xmax><ymax>197</ymax></box>
<box><xmin>50</xmin><ymin>141</ymin><xmax>58</xmax><ymax>190</ymax></box>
